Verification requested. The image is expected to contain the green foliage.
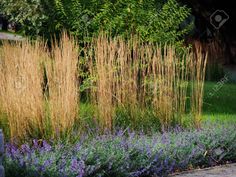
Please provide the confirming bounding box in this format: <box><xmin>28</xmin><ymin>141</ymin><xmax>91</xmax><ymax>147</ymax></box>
<box><xmin>114</xmin><ymin>106</ymin><xmax>161</xmax><ymax>131</ymax></box>
<box><xmin>0</xmin><ymin>0</ymin><xmax>47</xmax><ymax>35</ymax></box>
<box><xmin>0</xmin><ymin>0</ymin><xmax>193</xmax><ymax>43</ymax></box>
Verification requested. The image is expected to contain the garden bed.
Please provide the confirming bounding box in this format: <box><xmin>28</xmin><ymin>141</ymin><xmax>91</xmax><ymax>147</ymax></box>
<box><xmin>4</xmin><ymin>122</ymin><xmax>236</xmax><ymax>177</ymax></box>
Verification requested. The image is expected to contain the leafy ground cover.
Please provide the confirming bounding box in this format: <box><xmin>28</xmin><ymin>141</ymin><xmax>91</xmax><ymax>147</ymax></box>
<box><xmin>4</xmin><ymin>122</ymin><xmax>236</xmax><ymax>177</ymax></box>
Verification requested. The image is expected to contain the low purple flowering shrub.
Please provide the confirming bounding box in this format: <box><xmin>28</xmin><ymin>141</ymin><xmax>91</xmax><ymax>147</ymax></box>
<box><xmin>4</xmin><ymin>122</ymin><xmax>236</xmax><ymax>177</ymax></box>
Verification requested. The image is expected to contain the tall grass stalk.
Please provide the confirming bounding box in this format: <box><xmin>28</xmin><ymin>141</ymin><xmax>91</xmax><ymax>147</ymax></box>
<box><xmin>92</xmin><ymin>35</ymin><xmax>115</xmax><ymax>129</ymax></box>
<box><xmin>190</xmin><ymin>47</ymin><xmax>207</xmax><ymax>128</ymax></box>
<box><xmin>46</xmin><ymin>33</ymin><xmax>79</xmax><ymax>137</ymax></box>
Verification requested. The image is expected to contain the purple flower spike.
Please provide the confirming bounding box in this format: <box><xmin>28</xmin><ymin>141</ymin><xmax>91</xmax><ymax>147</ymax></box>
<box><xmin>33</xmin><ymin>139</ymin><xmax>39</xmax><ymax>149</ymax></box>
<box><xmin>21</xmin><ymin>144</ymin><xmax>31</xmax><ymax>154</ymax></box>
<box><xmin>42</xmin><ymin>140</ymin><xmax>52</xmax><ymax>152</ymax></box>
<box><xmin>70</xmin><ymin>158</ymin><xmax>86</xmax><ymax>177</ymax></box>
<box><xmin>71</xmin><ymin>158</ymin><xmax>79</xmax><ymax>172</ymax></box>
<box><xmin>75</xmin><ymin>143</ymin><xmax>81</xmax><ymax>151</ymax></box>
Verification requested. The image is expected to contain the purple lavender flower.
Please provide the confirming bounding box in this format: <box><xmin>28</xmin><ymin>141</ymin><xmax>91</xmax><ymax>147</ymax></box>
<box><xmin>42</xmin><ymin>140</ymin><xmax>52</xmax><ymax>152</ymax></box>
<box><xmin>71</xmin><ymin>158</ymin><xmax>79</xmax><ymax>172</ymax></box>
<box><xmin>21</xmin><ymin>144</ymin><xmax>31</xmax><ymax>154</ymax></box>
<box><xmin>77</xmin><ymin>160</ymin><xmax>85</xmax><ymax>177</ymax></box>
<box><xmin>19</xmin><ymin>157</ymin><xmax>25</xmax><ymax>167</ymax></box>
<box><xmin>39</xmin><ymin>159</ymin><xmax>52</xmax><ymax>172</ymax></box>
<box><xmin>5</xmin><ymin>144</ymin><xmax>19</xmax><ymax>159</ymax></box>
<box><xmin>75</xmin><ymin>143</ymin><xmax>81</xmax><ymax>151</ymax></box>
<box><xmin>4</xmin><ymin>124</ymin><xmax>236</xmax><ymax>177</ymax></box>
<box><xmin>161</xmin><ymin>133</ymin><xmax>170</xmax><ymax>144</ymax></box>
<box><xmin>32</xmin><ymin>139</ymin><xmax>39</xmax><ymax>149</ymax></box>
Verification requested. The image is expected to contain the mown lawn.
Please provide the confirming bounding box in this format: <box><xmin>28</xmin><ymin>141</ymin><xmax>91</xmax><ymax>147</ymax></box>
<box><xmin>203</xmin><ymin>81</ymin><xmax>236</xmax><ymax>122</ymax></box>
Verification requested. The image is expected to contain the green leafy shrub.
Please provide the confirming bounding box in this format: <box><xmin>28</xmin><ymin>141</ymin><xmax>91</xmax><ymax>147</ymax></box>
<box><xmin>0</xmin><ymin>0</ymin><xmax>192</xmax><ymax>43</ymax></box>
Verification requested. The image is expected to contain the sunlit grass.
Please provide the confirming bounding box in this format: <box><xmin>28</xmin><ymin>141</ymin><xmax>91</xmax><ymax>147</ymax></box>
<box><xmin>202</xmin><ymin>81</ymin><xmax>236</xmax><ymax>123</ymax></box>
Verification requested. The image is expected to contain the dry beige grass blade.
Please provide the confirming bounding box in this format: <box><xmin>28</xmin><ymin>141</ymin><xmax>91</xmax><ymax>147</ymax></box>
<box><xmin>92</xmin><ymin>34</ymin><xmax>115</xmax><ymax>130</ymax></box>
<box><xmin>190</xmin><ymin>47</ymin><xmax>208</xmax><ymax>128</ymax></box>
<box><xmin>46</xmin><ymin>33</ymin><xmax>79</xmax><ymax>136</ymax></box>
<box><xmin>0</xmin><ymin>40</ymin><xmax>45</xmax><ymax>139</ymax></box>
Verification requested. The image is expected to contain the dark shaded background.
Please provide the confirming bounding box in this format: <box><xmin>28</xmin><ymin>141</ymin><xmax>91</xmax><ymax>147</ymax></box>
<box><xmin>180</xmin><ymin>0</ymin><xmax>236</xmax><ymax>64</ymax></box>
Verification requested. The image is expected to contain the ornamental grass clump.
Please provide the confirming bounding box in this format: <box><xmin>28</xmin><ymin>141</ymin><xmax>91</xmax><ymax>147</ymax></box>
<box><xmin>0</xmin><ymin>33</ymin><xmax>79</xmax><ymax>140</ymax></box>
<box><xmin>87</xmin><ymin>35</ymin><xmax>207</xmax><ymax>130</ymax></box>
<box><xmin>0</xmin><ymin>40</ymin><xmax>45</xmax><ymax>139</ymax></box>
<box><xmin>45</xmin><ymin>33</ymin><xmax>79</xmax><ymax>137</ymax></box>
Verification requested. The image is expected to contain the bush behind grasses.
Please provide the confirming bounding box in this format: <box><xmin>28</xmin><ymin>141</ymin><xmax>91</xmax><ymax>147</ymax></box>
<box><xmin>4</xmin><ymin>122</ymin><xmax>236</xmax><ymax>177</ymax></box>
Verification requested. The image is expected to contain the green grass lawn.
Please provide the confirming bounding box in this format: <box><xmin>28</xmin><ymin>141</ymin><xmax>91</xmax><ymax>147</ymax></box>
<box><xmin>203</xmin><ymin>81</ymin><xmax>236</xmax><ymax>122</ymax></box>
